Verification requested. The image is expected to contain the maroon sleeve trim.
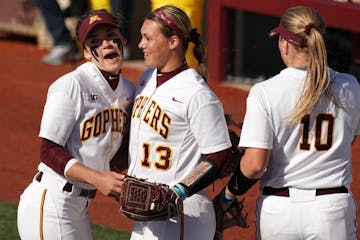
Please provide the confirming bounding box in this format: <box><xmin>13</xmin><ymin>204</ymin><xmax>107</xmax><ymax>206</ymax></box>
<box><xmin>40</xmin><ymin>138</ymin><xmax>74</xmax><ymax>176</ymax></box>
<box><xmin>204</xmin><ymin>148</ymin><xmax>231</xmax><ymax>169</ymax></box>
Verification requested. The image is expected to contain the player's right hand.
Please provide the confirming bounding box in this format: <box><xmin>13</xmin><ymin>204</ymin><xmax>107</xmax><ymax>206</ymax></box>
<box><xmin>93</xmin><ymin>171</ymin><xmax>126</xmax><ymax>201</ymax></box>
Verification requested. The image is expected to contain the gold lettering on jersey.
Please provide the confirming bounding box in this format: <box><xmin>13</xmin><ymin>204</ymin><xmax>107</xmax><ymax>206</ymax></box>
<box><xmin>81</xmin><ymin>118</ymin><xmax>94</xmax><ymax>141</ymax></box>
<box><xmin>102</xmin><ymin>109</ymin><xmax>110</xmax><ymax>133</ymax></box>
<box><xmin>143</xmin><ymin>100</ymin><xmax>156</xmax><ymax>124</ymax></box>
<box><xmin>111</xmin><ymin>109</ymin><xmax>120</xmax><ymax>132</ymax></box>
<box><xmin>131</xmin><ymin>96</ymin><xmax>149</xmax><ymax>118</ymax></box>
<box><xmin>131</xmin><ymin>96</ymin><xmax>171</xmax><ymax>140</ymax></box>
<box><xmin>93</xmin><ymin>112</ymin><xmax>102</xmax><ymax>136</ymax></box>
<box><xmin>150</xmin><ymin>105</ymin><xmax>161</xmax><ymax>130</ymax></box>
<box><xmin>80</xmin><ymin>108</ymin><xmax>127</xmax><ymax>141</ymax></box>
<box><xmin>160</xmin><ymin>114</ymin><xmax>170</xmax><ymax>139</ymax></box>
<box><xmin>137</xmin><ymin>97</ymin><xmax>149</xmax><ymax>118</ymax></box>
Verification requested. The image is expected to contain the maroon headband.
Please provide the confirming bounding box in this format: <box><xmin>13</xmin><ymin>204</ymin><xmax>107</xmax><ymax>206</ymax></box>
<box><xmin>77</xmin><ymin>11</ymin><xmax>120</xmax><ymax>44</ymax></box>
<box><xmin>154</xmin><ymin>9</ymin><xmax>185</xmax><ymax>38</ymax></box>
<box><xmin>269</xmin><ymin>22</ymin><xmax>307</xmax><ymax>48</ymax></box>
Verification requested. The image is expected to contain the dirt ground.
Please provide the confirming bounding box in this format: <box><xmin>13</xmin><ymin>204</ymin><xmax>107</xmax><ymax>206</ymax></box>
<box><xmin>0</xmin><ymin>38</ymin><xmax>359</xmax><ymax>240</ymax></box>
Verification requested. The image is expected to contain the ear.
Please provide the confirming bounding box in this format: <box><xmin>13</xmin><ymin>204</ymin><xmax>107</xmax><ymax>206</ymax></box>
<box><xmin>284</xmin><ymin>40</ymin><xmax>289</xmax><ymax>55</ymax></box>
<box><xmin>168</xmin><ymin>35</ymin><xmax>180</xmax><ymax>50</ymax></box>
<box><xmin>83</xmin><ymin>47</ymin><xmax>91</xmax><ymax>60</ymax></box>
<box><xmin>279</xmin><ymin>37</ymin><xmax>289</xmax><ymax>55</ymax></box>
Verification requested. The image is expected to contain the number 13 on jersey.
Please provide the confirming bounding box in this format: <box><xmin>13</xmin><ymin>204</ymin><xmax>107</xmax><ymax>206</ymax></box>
<box><xmin>141</xmin><ymin>143</ymin><xmax>173</xmax><ymax>170</ymax></box>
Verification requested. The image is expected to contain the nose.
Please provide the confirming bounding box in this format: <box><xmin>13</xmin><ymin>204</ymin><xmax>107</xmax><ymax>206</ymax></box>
<box><xmin>102</xmin><ymin>39</ymin><xmax>113</xmax><ymax>47</ymax></box>
<box><xmin>138</xmin><ymin>38</ymin><xmax>144</xmax><ymax>49</ymax></box>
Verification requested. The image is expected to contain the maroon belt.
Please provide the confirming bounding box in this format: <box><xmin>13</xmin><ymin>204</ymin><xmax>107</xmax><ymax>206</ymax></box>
<box><xmin>263</xmin><ymin>186</ymin><xmax>348</xmax><ymax>197</ymax></box>
<box><xmin>36</xmin><ymin>172</ymin><xmax>97</xmax><ymax>199</ymax></box>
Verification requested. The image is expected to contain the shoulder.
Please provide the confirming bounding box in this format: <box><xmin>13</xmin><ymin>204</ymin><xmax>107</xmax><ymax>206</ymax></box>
<box><xmin>47</xmin><ymin>62</ymin><xmax>96</xmax><ymax>94</ymax></box>
<box><xmin>181</xmin><ymin>68</ymin><xmax>205</xmax><ymax>82</ymax></box>
<box><xmin>138</xmin><ymin>67</ymin><xmax>156</xmax><ymax>86</ymax></box>
<box><xmin>249</xmin><ymin>68</ymin><xmax>306</xmax><ymax>96</ymax></box>
<box><xmin>330</xmin><ymin>68</ymin><xmax>360</xmax><ymax>94</ymax></box>
<box><xmin>330</xmin><ymin>68</ymin><xmax>359</xmax><ymax>86</ymax></box>
<box><xmin>179</xmin><ymin>69</ymin><xmax>220</xmax><ymax>105</ymax></box>
<box><xmin>330</xmin><ymin>68</ymin><xmax>360</xmax><ymax>102</ymax></box>
<box><xmin>177</xmin><ymin>68</ymin><xmax>211</xmax><ymax>90</ymax></box>
<box><xmin>247</xmin><ymin>80</ymin><xmax>269</xmax><ymax>99</ymax></box>
<box><xmin>121</xmin><ymin>75</ymin><xmax>136</xmax><ymax>94</ymax></box>
<box><xmin>261</xmin><ymin>68</ymin><xmax>306</xmax><ymax>87</ymax></box>
<box><xmin>175</xmin><ymin>68</ymin><xmax>207</xmax><ymax>90</ymax></box>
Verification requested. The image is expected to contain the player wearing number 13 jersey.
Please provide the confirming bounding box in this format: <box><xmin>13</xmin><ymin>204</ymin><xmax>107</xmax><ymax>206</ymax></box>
<box><xmin>127</xmin><ymin>5</ymin><xmax>231</xmax><ymax>240</ymax></box>
<box><xmin>129</xmin><ymin>68</ymin><xmax>230</xmax><ymax>183</ymax></box>
<box><xmin>221</xmin><ymin>6</ymin><xmax>359</xmax><ymax>240</ymax></box>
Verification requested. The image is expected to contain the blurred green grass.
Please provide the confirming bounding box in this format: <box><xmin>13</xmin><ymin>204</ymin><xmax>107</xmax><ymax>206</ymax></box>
<box><xmin>0</xmin><ymin>201</ymin><xmax>131</xmax><ymax>240</ymax></box>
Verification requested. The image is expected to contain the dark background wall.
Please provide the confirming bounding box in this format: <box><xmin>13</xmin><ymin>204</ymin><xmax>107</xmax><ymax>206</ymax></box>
<box><xmin>223</xmin><ymin>9</ymin><xmax>356</xmax><ymax>83</ymax></box>
<box><xmin>127</xmin><ymin>0</ymin><xmax>151</xmax><ymax>60</ymax></box>
<box><xmin>125</xmin><ymin>3</ymin><xmax>357</xmax><ymax>83</ymax></box>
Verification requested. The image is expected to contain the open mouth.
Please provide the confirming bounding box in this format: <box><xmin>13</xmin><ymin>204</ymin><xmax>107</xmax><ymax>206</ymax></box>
<box><xmin>104</xmin><ymin>52</ymin><xmax>119</xmax><ymax>59</ymax></box>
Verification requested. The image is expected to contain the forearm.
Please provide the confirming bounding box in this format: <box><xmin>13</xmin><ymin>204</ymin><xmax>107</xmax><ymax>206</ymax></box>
<box><xmin>227</xmin><ymin>163</ymin><xmax>259</xmax><ymax>196</ymax></box>
<box><xmin>179</xmin><ymin>160</ymin><xmax>219</xmax><ymax>197</ymax></box>
<box><xmin>41</xmin><ymin>138</ymin><xmax>104</xmax><ymax>185</ymax></box>
<box><xmin>226</xmin><ymin>148</ymin><xmax>269</xmax><ymax>195</ymax></box>
<box><xmin>177</xmin><ymin>149</ymin><xmax>230</xmax><ymax>197</ymax></box>
<box><xmin>66</xmin><ymin>161</ymin><xmax>125</xmax><ymax>199</ymax></box>
<box><xmin>65</xmin><ymin>161</ymin><xmax>102</xmax><ymax>186</ymax></box>
<box><xmin>240</xmin><ymin>148</ymin><xmax>269</xmax><ymax>179</ymax></box>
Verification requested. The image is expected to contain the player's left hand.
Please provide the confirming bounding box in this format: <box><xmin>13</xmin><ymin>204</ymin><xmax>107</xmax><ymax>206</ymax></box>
<box><xmin>119</xmin><ymin>176</ymin><xmax>184</xmax><ymax>221</ymax></box>
<box><xmin>213</xmin><ymin>189</ymin><xmax>249</xmax><ymax>240</ymax></box>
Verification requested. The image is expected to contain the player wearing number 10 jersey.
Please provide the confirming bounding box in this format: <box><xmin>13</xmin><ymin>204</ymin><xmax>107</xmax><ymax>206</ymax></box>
<box><xmin>220</xmin><ymin>6</ymin><xmax>359</xmax><ymax>240</ymax></box>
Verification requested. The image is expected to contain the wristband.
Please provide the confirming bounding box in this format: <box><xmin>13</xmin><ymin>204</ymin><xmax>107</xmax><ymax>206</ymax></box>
<box><xmin>228</xmin><ymin>165</ymin><xmax>259</xmax><ymax>195</ymax></box>
<box><xmin>221</xmin><ymin>188</ymin><xmax>235</xmax><ymax>205</ymax></box>
<box><xmin>172</xmin><ymin>183</ymin><xmax>187</xmax><ymax>200</ymax></box>
<box><xmin>64</xmin><ymin>158</ymin><xmax>79</xmax><ymax>177</ymax></box>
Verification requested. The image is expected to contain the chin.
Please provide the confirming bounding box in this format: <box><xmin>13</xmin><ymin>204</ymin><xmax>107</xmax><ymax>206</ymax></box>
<box><xmin>144</xmin><ymin>59</ymin><xmax>154</xmax><ymax>68</ymax></box>
<box><xmin>109</xmin><ymin>63</ymin><xmax>122</xmax><ymax>72</ymax></box>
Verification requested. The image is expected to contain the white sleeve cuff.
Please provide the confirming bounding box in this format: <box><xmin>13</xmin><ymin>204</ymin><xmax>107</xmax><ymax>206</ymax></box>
<box><xmin>64</xmin><ymin>158</ymin><xmax>79</xmax><ymax>177</ymax></box>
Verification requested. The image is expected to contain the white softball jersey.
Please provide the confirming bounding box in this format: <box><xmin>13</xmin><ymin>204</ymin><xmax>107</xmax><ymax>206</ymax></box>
<box><xmin>239</xmin><ymin>67</ymin><xmax>360</xmax><ymax>189</ymax></box>
<box><xmin>38</xmin><ymin>62</ymin><xmax>135</xmax><ymax>189</ymax></box>
<box><xmin>128</xmin><ymin>68</ymin><xmax>231</xmax><ymax>187</ymax></box>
